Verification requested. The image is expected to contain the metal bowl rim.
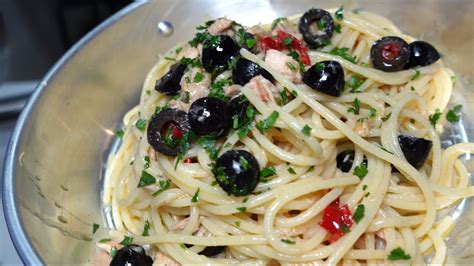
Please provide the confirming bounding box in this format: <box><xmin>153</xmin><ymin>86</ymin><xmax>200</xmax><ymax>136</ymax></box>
<box><xmin>1</xmin><ymin>1</ymin><xmax>147</xmax><ymax>263</ymax></box>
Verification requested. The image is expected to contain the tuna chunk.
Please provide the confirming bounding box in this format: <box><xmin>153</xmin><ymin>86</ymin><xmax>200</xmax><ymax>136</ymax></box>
<box><xmin>264</xmin><ymin>49</ymin><xmax>302</xmax><ymax>83</ymax></box>
<box><xmin>247</xmin><ymin>75</ymin><xmax>279</xmax><ymax>103</ymax></box>
<box><xmin>208</xmin><ymin>18</ymin><xmax>233</xmax><ymax>35</ymax></box>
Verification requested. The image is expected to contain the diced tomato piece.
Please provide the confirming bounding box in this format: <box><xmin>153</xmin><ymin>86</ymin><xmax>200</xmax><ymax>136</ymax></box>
<box><xmin>172</xmin><ymin>127</ymin><xmax>183</xmax><ymax>139</ymax></box>
<box><xmin>258</xmin><ymin>30</ymin><xmax>311</xmax><ymax>66</ymax></box>
<box><xmin>319</xmin><ymin>198</ymin><xmax>354</xmax><ymax>243</ymax></box>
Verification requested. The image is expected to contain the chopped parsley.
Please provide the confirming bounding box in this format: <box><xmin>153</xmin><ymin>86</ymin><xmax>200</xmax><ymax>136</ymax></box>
<box><xmin>388</xmin><ymin>247</ymin><xmax>412</xmax><ymax>261</ymax></box>
<box><xmin>164</xmin><ymin>56</ymin><xmax>176</xmax><ymax>61</ymax></box>
<box><xmin>98</xmin><ymin>238</ymin><xmax>111</xmax><ymax>243</ymax></box>
<box><xmin>317</xmin><ymin>18</ymin><xmax>328</xmax><ymax>30</ymax></box>
<box><xmin>142</xmin><ymin>220</ymin><xmax>150</xmax><ymax>236</ymax></box>
<box><xmin>287</xmin><ymin>167</ymin><xmax>296</xmax><ymax>175</ymax></box>
<box><xmin>175</xmin><ymin>47</ymin><xmax>183</xmax><ymax>54</ymax></box>
<box><xmin>291</xmin><ymin>90</ymin><xmax>298</xmax><ymax>97</ymax></box>
<box><xmin>228</xmin><ymin>55</ymin><xmax>240</xmax><ymax>70</ymax></box>
<box><xmin>195</xmin><ymin>20</ymin><xmax>215</xmax><ymax>31</ymax></box>
<box><xmin>301</xmin><ymin>124</ymin><xmax>312</xmax><ymax>136</ymax></box>
<box><xmin>211</xmin><ymin>180</ymin><xmax>218</xmax><ymax>186</ymax></box>
<box><xmin>179</xmin><ymin>243</ymin><xmax>187</xmax><ymax>250</ymax></box>
<box><xmin>362</xmin><ymin>185</ymin><xmax>368</xmax><ymax>190</ymax></box>
<box><xmin>446</xmin><ymin>104</ymin><xmax>463</xmax><ymax>123</ymax></box>
<box><xmin>368</xmin><ymin>108</ymin><xmax>377</xmax><ymax>118</ymax></box>
<box><xmin>235</xmin><ymin>221</ymin><xmax>241</xmax><ymax>227</ymax></box>
<box><xmin>135</xmin><ymin>119</ymin><xmax>147</xmax><ymax>132</ymax></box>
<box><xmin>286</xmin><ymin>62</ymin><xmax>297</xmax><ymax>71</ymax></box>
<box><xmin>365</xmin><ymin>192</ymin><xmax>370</xmax><ymax>197</ymax></box>
<box><xmin>236</xmin><ymin>207</ymin><xmax>247</xmax><ymax>212</ymax></box>
<box><xmin>144</xmin><ymin>156</ymin><xmax>150</xmax><ymax>169</ymax></box>
<box><xmin>152</xmin><ymin>179</ymin><xmax>171</xmax><ymax>196</ymax></box>
<box><xmin>347</xmin><ymin>98</ymin><xmax>361</xmax><ymax>115</ymax></box>
<box><xmin>428</xmin><ymin>109</ymin><xmax>442</xmax><ymax>127</ymax></box>
<box><xmin>335</xmin><ymin>24</ymin><xmax>342</xmax><ymax>33</ymax></box>
<box><xmin>209</xmin><ymin>79</ymin><xmax>233</xmax><ymax>102</ymax></box>
<box><xmin>259</xmin><ymin>166</ymin><xmax>276</xmax><ymax>182</ymax></box>
<box><xmin>341</xmin><ymin>224</ymin><xmax>351</xmax><ymax>233</ymax></box>
<box><xmin>110</xmin><ymin>246</ymin><xmax>118</xmax><ymax>257</ymax></box>
<box><xmin>92</xmin><ymin>223</ymin><xmax>100</xmax><ymax>234</ymax></box>
<box><xmin>277</xmin><ymin>90</ymin><xmax>289</xmax><ymax>106</ymax></box>
<box><xmin>330</xmin><ymin>47</ymin><xmax>356</xmax><ymax>63</ymax></box>
<box><xmin>237</xmin><ymin>104</ymin><xmax>257</xmax><ymax>139</ymax></box>
<box><xmin>283</xmin><ymin>37</ymin><xmax>293</xmax><ymax>46</ymax></box>
<box><xmin>335</xmin><ymin>6</ymin><xmax>344</xmax><ymax>20</ymax></box>
<box><xmin>246</xmin><ymin>38</ymin><xmax>257</xmax><ymax>49</ymax></box>
<box><xmin>175</xmin><ymin>131</ymin><xmax>198</xmax><ymax>169</ymax></box>
<box><xmin>191</xmin><ymin>188</ymin><xmax>200</xmax><ymax>203</ymax></box>
<box><xmin>410</xmin><ymin>69</ymin><xmax>421</xmax><ymax>80</ymax></box>
<box><xmin>346</xmin><ymin>75</ymin><xmax>364</xmax><ymax>93</ymax></box>
<box><xmin>197</xmin><ymin>136</ymin><xmax>218</xmax><ymax>161</ymax></box>
<box><xmin>180</xmin><ymin>57</ymin><xmax>202</xmax><ymax>68</ymax></box>
<box><xmin>271</xmin><ymin>17</ymin><xmax>287</xmax><ymax>30</ymax></box>
<box><xmin>256</xmin><ymin>111</ymin><xmax>279</xmax><ymax>133</ymax></box>
<box><xmin>194</xmin><ymin>72</ymin><xmax>204</xmax><ymax>83</ymax></box>
<box><xmin>451</xmin><ymin>76</ymin><xmax>456</xmax><ymax>83</ymax></box>
<box><xmin>115</xmin><ymin>129</ymin><xmax>125</xmax><ymax>139</ymax></box>
<box><xmin>315</xmin><ymin>62</ymin><xmax>325</xmax><ymax>71</ymax></box>
<box><xmin>120</xmin><ymin>236</ymin><xmax>134</xmax><ymax>246</ymax></box>
<box><xmin>353</xmin><ymin>163</ymin><xmax>368</xmax><ymax>180</ymax></box>
<box><xmin>381</xmin><ymin>112</ymin><xmax>392</xmax><ymax>122</ymax></box>
<box><xmin>138</xmin><ymin>171</ymin><xmax>156</xmax><ymax>187</ymax></box>
<box><xmin>410</xmin><ymin>86</ymin><xmax>416</xmax><ymax>91</ymax></box>
<box><xmin>239</xmin><ymin>156</ymin><xmax>249</xmax><ymax>170</ymax></box>
<box><xmin>234</xmin><ymin>26</ymin><xmax>257</xmax><ymax>49</ymax></box>
<box><xmin>305</xmin><ymin>166</ymin><xmax>315</xmax><ymax>173</ymax></box>
<box><xmin>353</xmin><ymin>204</ymin><xmax>365</xmax><ymax>223</ymax></box>
<box><xmin>281</xmin><ymin>239</ymin><xmax>296</xmax><ymax>244</ymax></box>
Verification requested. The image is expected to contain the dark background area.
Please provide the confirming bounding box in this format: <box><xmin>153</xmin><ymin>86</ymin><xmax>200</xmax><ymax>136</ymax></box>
<box><xmin>0</xmin><ymin>0</ymin><xmax>132</xmax><ymax>263</ymax></box>
<box><xmin>1</xmin><ymin>0</ymin><xmax>132</xmax><ymax>81</ymax></box>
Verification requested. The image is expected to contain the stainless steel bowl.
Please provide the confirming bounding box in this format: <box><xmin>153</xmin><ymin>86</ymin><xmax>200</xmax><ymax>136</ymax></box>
<box><xmin>3</xmin><ymin>0</ymin><xmax>473</xmax><ymax>264</ymax></box>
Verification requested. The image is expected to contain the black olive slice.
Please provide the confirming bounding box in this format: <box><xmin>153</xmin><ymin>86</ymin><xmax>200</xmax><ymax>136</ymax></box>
<box><xmin>188</xmin><ymin>97</ymin><xmax>232</xmax><ymax>137</ymax></box>
<box><xmin>213</xmin><ymin>150</ymin><xmax>260</xmax><ymax>196</ymax></box>
<box><xmin>302</xmin><ymin>61</ymin><xmax>345</xmax><ymax>96</ymax></box>
<box><xmin>398</xmin><ymin>135</ymin><xmax>432</xmax><ymax>169</ymax></box>
<box><xmin>147</xmin><ymin>109</ymin><xmax>190</xmax><ymax>156</ymax></box>
<box><xmin>405</xmin><ymin>41</ymin><xmax>440</xmax><ymax>68</ymax></box>
<box><xmin>336</xmin><ymin>150</ymin><xmax>368</xmax><ymax>173</ymax></box>
<box><xmin>370</xmin><ymin>36</ymin><xmax>410</xmax><ymax>72</ymax></box>
<box><xmin>232</xmin><ymin>58</ymin><xmax>274</xmax><ymax>86</ymax></box>
<box><xmin>198</xmin><ymin>246</ymin><xmax>226</xmax><ymax>257</ymax></box>
<box><xmin>202</xmin><ymin>35</ymin><xmax>239</xmax><ymax>73</ymax></box>
<box><xmin>298</xmin><ymin>8</ymin><xmax>335</xmax><ymax>49</ymax></box>
<box><xmin>155</xmin><ymin>63</ymin><xmax>186</xmax><ymax>95</ymax></box>
<box><xmin>110</xmin><ymin>245</ymin><xmax>153</xmax><ymax>266</ymax></box>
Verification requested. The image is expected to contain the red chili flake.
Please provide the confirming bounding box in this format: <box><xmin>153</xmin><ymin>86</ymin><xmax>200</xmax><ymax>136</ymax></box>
<box><xmin>183</xmin><ymin>157</ymin><xmax>195</xmax><ymax>163</ymax></box>
<box><xmin>381</xmin><ymin>43</ymin><xmax>400</xmax><ymax>61</ymax></box>
<box><xmin>319</xmin><ymin>198</ymin><xmax>354</xmax><ymax>243</ymax></box>
<box><xmin>171</xmin><ymin>126</ymin><xmax>183</xmax><ymax>139</ymax></box>
<box><xmin>259</xmin><ymin>30</ymin><xmax>311</xmax><ymax>66</ymax></box>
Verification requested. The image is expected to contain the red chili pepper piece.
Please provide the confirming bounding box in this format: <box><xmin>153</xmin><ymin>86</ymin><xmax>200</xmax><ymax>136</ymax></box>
<box><xmin>259</xmin><ymin>30</ymin><xmax>311</xmax><ymax>66</ymax></box>
<box><xmin>171</xmin><ymin>126</ymin><xmax>183</xmax><ymax>139</ymax></box>
<box><xmin>183</xmin><ymin>158</ymin><xmax>195</xmax><ymax>163</ymax></box>
<box><xmin>319</xmin><ymin>198</ymin><xmax>354</xmax><ymax>243</ymax></box>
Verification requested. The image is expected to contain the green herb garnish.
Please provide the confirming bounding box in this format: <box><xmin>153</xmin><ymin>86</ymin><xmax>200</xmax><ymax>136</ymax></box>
<box><xmin>301</xmin><ymin>124</ymin><xmax>312</xmax><ymax>136</ymax></box>
<box><xmin>135</xmin><ymin>119</ymin><xmax>147</xmax><ymax>132</ymax></box>
<box><xmin>335</xmin><ymin>6</ymin><xmax>344</xmax><ymax>20</ymax></box>
<box><xmin>381</xmin><ymin>112</ymin><xmax>392</xmax><ymax>122</ymax></box>
<box><xmin>387</xmin><ymin>247</ymin><xmax>412</xmax><ymax>261</ymax></box>
<box><xmin>368</xmin><ymin>108</ymin><xmax>377</xmax><ymax>118</ymax></box>
<box><xmin>341</xmin><ymin>224</ymin><xmax>351</xmax><ymax>233</ymax></box>
<box><xmin>236</xmin><ymin>207</ymin><xmax>247</xmax><ymax>212</ymax></box>
<box><xmin>330</xmin><ymin>47</ymin><xmax>356</xmax><ymax>63</ymax></box>
<box><xmin>191</xmin><ymin>188</ymin><xmax>200</xmax><ymax>203</ymax></box>
<box><xmin>138</xmin><ymin>171</ymin><xmax>156</xmax><ymax>187</ymax></box>
<box><xmin>410</xmin><ymin>69</ymin><xmax>421</xmax><ymax>80</ymax></box>
<box><xmin>429</xmin><ymin>109</ymin><xmax>442</xmax><ymax>127</ymax></box>
<box><xmin>353</xmin><ymin>204</ymin><xmax>365</xmax><ymax>223</ymax></box>
<box><xmin>115</xmin><ymin>129</ymin><xmax>125</xmax><ymax>139</ymax></box>
<box><xmin>120</xmin><ymin>236</ymin><xmax>134</xmax><ymax>246</ymax></box>
<box><xmin>353</xmin><ymin>163</ymin><xmax>368</xmax><ymax>180</ymax></box>
<box><xmin>256</xmin><ymin>111</ymin><xmax>279</xmax><ymax>133</ymax></box>
<box><xmin>194</xmin><ymin>72</ymin><xmax>204</xmax><ymax>83</ymax></box>
<box><xmin>92</xmin><ymin>223</ymin><xmax>100</xmax><ymax>234</ymax></box>
<box><xmin>142</xmin><ymin>220</ymin><xmax>150</xmax><ymax>236</ymax></box>
<box><xmin>152</xmin><ymin>179</ymin><xmax>171</xmax><ymax>196</ymax></box>
<box><xmin>446</xmin><ymin>104</ymin><xmax>463</xmax><ymax>123</ymax></box>
<box><xmin>197</xmin><ymin>136</ymin><xmax>218</xmax><ymax>161</ymax></box>
<box><xmin>287</xmin><ymin>167</ymin><xmax>296</xmax><ymax>175</ymax></box>
<box><xmin>239</xmin><ymin>156</ymin><xmax>249</xmax><ymax>170</ymax></box>
<box><xmin>281</xmin><ymin>239</ymin><xmax>296</xmax><ymax>244</ymax></box>
<box><xmin>347</xmin><ymin>98</ymin><xmax>361</xmax><ymax>115</ymax></box>
<box><xmin>335</xmin><ymin>24</ymin><xmax>342</xmax><ymax>33</ymax></box>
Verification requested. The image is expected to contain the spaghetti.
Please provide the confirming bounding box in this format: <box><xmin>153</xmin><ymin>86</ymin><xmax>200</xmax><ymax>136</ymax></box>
<box><xmin>101</xmin><ymin>7</ymin><xmax>474</xmax><ymax>265</ymax></box>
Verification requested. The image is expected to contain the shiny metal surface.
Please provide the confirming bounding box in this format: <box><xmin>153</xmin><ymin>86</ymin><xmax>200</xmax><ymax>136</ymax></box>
<box><xmin>3</xmin><ymin>0</ymin><xmax>473</xmax><ymax>264</ymax></box>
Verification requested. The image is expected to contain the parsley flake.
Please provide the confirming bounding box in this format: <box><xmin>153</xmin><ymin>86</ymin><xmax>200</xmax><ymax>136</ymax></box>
<box><xmin>368</xmin><ymin>108</ymin><xmax>377</xmax><ymax>118</ymax></box>
<box><xmin>235</xmin><ymin>221</ymin><xmax>241</xmax><ymax>227</ymax></box>
<box><xmin>135</xmin><ymin>119</ymin><xmax>147</xmax><ymax>132</ymax></box>
<box><xmin>353</xmin><ymin>204</ymin><xmax>365</xmax><ymax>223</ymax></box>
<box><xmin>388</xmin><ymin>247</ymin><xmax>412</xmax><ymax>261</ymax></box>
<box><xmin>428</xmin><ymin>109</ymin><xmax>442</xmax><ymax>127</ymax></box>
<box><xmin>191</xmin><ymin>188</ymin><xmax>200</xmax><ymax>203</ymax></box>
<box><xmin>281</xmin><ymin>239</ymin><xmax>296</xmax><ymax>244</ymax></box>
<box><xmin>239</xmin><ymin>156</ymin><xmax>249</xmax><ymax>170</ymax></box>
<box><xmin>353</xmin><ymin>163</ymin><xmax>368</xmax><ymax>180</ymax></box>
<box><xmin>301</xmin><ymin>124</ymin><xmax>312</xmax><ymax>136</ymax></box>
<box><xmin>110</xmin><ymin>246</ymin><xmax>118</xmax><ymax>257</ymax></box>
<box><xmin>411</xmin><ymin>69</ymin><xmax>420</xmax><ymax>80</ymax></box>
<box><xmin>194</xmin><ymin>72</ymin><xmax>204</xmax><ymax>83</ymax></box>
<box><xmin>341</xmin><ymin>224</ymin><xmax>351</xmax><ymax>233</ymax></box>
<box><xmin>335</xmin><ymin>6</ymin><xmax>344</xmax><ymax>20</ymax></box>
<box><xmin>335</xmin><ymin>24</ymin><xmax>342</xmax><ymax>33</ymax></box>
<box><xmin>138</xmin><ymin>171</ymin><xmax>156</xmax><ymax>187</ymax></box>
<box><xmin>347</xmin><ymin>98</ymin><xmax>361</xmax><ymax>115</ymax></box>
<box><xmin>152</xmin><ymin>179</ymin><xmax>171</xmax><ymax>196</ymax></box>
<box><xmin>256</xmin><ymin>111</ymin><xmax>279</xmax><ymax>133</ymax></box>
<box><xmin>142</xmin><ymin>220</ymin><xmax>150</xmax><ymax>236</ymax></box>
<box><xmin>286</xmin><ymin>62</ymin><xmax>297</xmax><ymax>71</ymax></box>
<box><xmin>92</xmin><ymin>223</ymin><xmax>100</xmax><ymax>234</ymax></box>
<box><xmin>115</xmin><ymin>129</ymin><xmax>125</xmax><ymax>139</ymax></box>
<box><xmin>330</xmin><ymin>47</ymin><xmax>356</xmax><ymax>63</ymax></box>
<box><xmin>236</xmin><ymin>207</ymin><xmax>247</xmax><ymax>212</ymax></box>
<box><xmin>446</xmin><ymin>104</ymin><xmax>462</xmax><ymax>123</ymax></box>
<box><xmin>120</xmin><ymin>236</ymin><xmax>134</xmax><ymax>246</ymax></box>
<box><xmin>287</xmin><ymin>167</ymin><xmax>296</xmax><ymax>175</ymax></box>
<box><xmin>98</xmin><ymin>238</ymin><xmax>111</xmax><ymax>243</ymax></box>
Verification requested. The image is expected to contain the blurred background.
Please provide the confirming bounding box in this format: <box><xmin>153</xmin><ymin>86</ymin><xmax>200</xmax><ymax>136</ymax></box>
<box><xmin>0</xmin><ymin>0</ymin><xmax>132</xmax><ymax>263</ymax></box>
